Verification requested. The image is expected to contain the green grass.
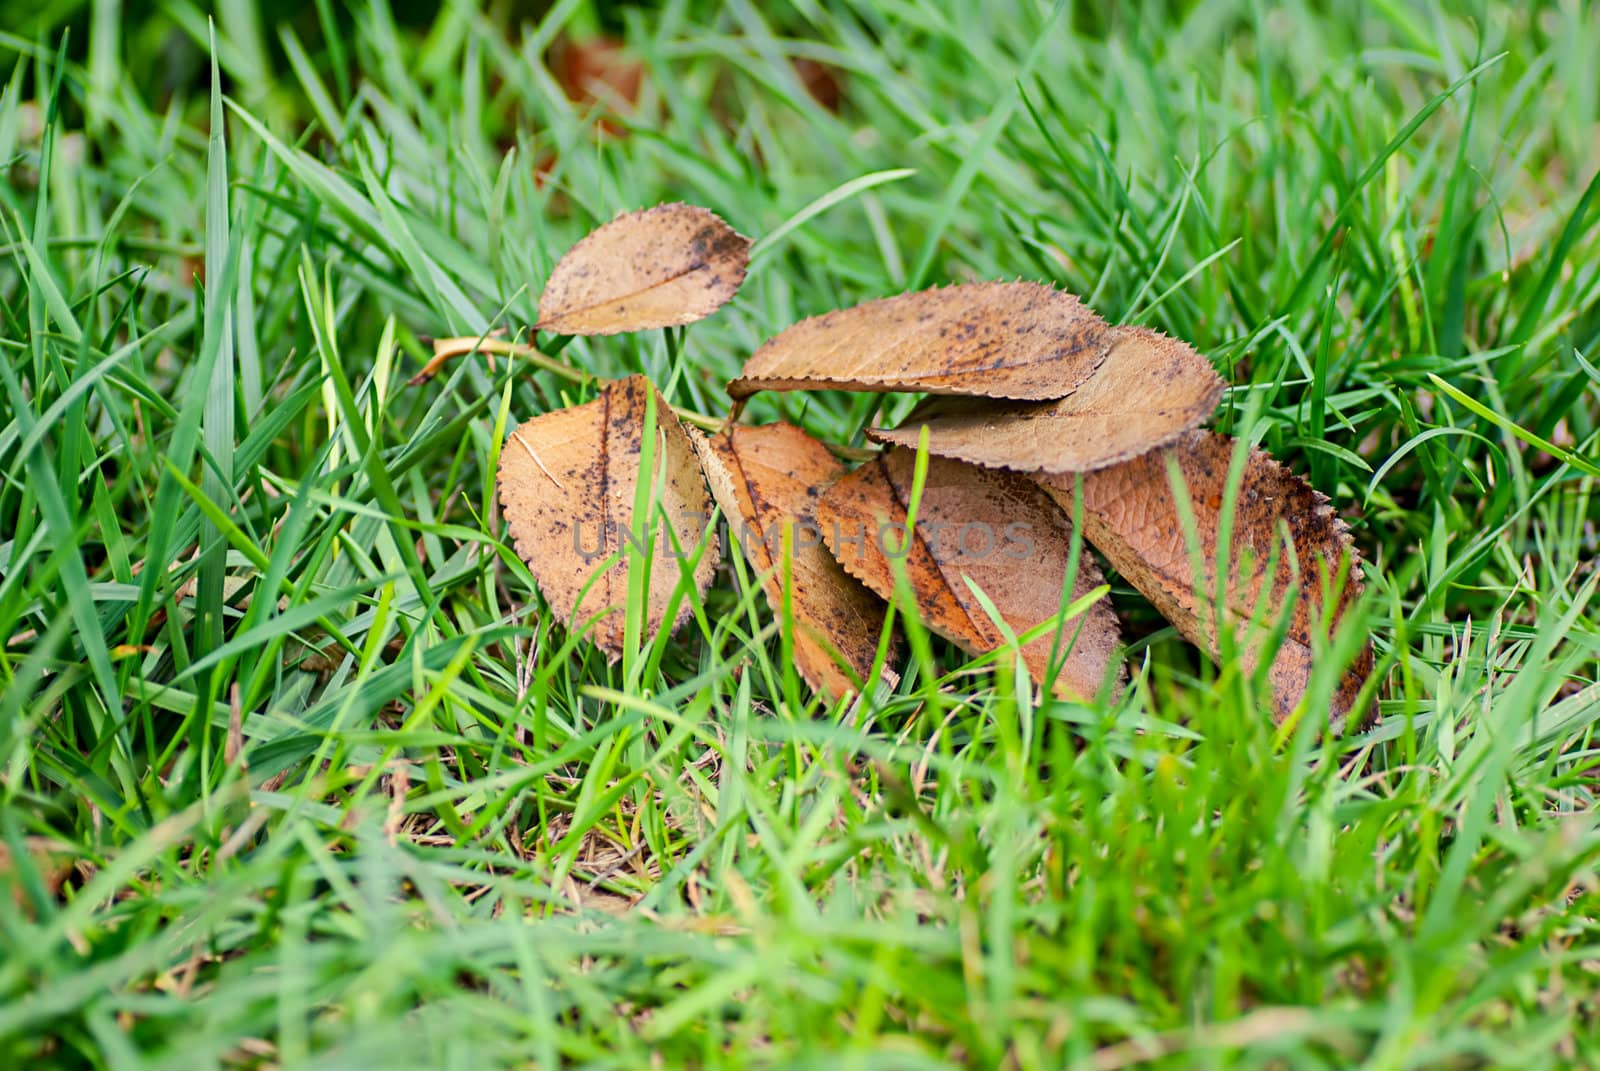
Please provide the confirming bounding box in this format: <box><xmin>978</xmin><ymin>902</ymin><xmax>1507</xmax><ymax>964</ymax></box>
<box><xmin>3</xmin><ymin>1</ymin><xmax>1600</xmax><ymax>1067</ymax></box>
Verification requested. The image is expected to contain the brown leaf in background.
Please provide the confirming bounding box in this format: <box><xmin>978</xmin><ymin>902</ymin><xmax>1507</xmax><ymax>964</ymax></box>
<box><xmin>536</xmin><ymin>203</ymin><xmax>751</xmax><ymax>336</ymax></box>
<box><xmin>792</xmin><ymin>58</ymin><xmax>843</xmax><ymax>112</ymax></box>
<box><xmin>817</xmin><ymin>448</ymin><xmax>1121</xmax><ymax>700</ymax></box>
<box><xmin>498</xmin><ymin>375</ymin><xmax>717</xmax><ymax>661</ymax></box>
<box><xmin>693</xmin><ymin>423</ymin><xmax>897</xmax><ymax>700</ymax></box>
<box><xmin>728</xmin><ymin>281</ymin><xmax>1110</xmax><ymax>401</ymax></box>
<box><xmin>552</xmin><ymin>36</ymin><xmax>644</xmax><ymax>136</ymax></box>
<box><xmin>1036</xmin><ymin>431</ymin><xmax>1372</xmax><ymax>726</ymax></box>
<box><xmin>868</xmin><ymin>326</ymin><xmax>1225</xmax><ymax>473</ymax></box>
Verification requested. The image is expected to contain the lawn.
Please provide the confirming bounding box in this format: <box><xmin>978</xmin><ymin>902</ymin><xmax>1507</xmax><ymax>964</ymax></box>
<box><xmin>3</xmin><ymin>1</ymin><xmax>1600</xmax><ymax>1067</ymax></box>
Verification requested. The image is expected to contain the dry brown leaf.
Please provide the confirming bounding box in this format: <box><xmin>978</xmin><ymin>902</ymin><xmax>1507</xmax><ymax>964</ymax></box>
<box><xmin>693</xmin><ymin>423</ymin><xmax>898</xmax><ymax>700</ymax></box>
<box><xmin>1037</xmin><ymin>430</ymin><xmax>1372</xmax><ymax>726</ymax></box>
<box><xmin>552</xmin><ymin>36</ymin><xmax>644</xmax><ymax>136</ymax></box>
<box><xmin>727</xmin><ymin>281</ymin><xmax>1110</xmax><ymax>401</ymax></box>
<box><xmin>868</xmin><ymin>325</ymin><xmax>1225</xmax><ymax>473</ymax></box>
<box><xmin>498</xmin><ymin>375</ymin><xmax>717</xmax><ymax>661</ymax></box>
<box><xmin>536</xmin><ymin>203</ymin><xmax>751</xmax><ymax>336</ymax></box>
<box><xmin>792</xmin><ymin>58</ymin><xmax>844</xmax><ymax>112</ymax></box>
<box><xmin>816</xmin><ymin>448</ymin><xmax>1122</xmax><ymax>700</ymax></box>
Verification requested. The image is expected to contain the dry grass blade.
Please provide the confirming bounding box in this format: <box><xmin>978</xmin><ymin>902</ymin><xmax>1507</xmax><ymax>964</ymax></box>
<box><xmin>816</xmin><ymin>448</ymin><xmax>1122</xmax><ymax>700</ymax></box>
<box><xmin>727</xmin><ymin>281</ymin><xmax>1110</xmax><ymax>401</ymax></box>
<box><xmin>536</xmin><ymin>203</ymin><xmax>750</xmax><ymax>335</ymax></box>
<box><xmin>868</xmin><ymin>325</ymin><xmax>1225</xmax><ymax>473</ymax></box>
<box><xmin>693</xmin><ymin>423</ymin><xmax>898</xmax><ymax>700</ymax></box>
<box><xmin>1037</xmin><ymin>430</ymin><xmax>1372</xmax><ymax>726</ymax></box>
<box><xmin>498</xmin><ymin>375</ymin><xmax>717</xmax><ymax>661</ymax></box>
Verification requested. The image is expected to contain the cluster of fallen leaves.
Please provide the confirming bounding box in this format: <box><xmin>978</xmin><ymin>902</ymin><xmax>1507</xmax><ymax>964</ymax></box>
<box><xmin>429</xmin><ymin>203</ymin><xmax>1373</xmax><ymax>728</ymax></box>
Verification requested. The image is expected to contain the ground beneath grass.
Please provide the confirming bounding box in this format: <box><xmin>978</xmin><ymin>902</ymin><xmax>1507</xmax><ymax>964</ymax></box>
<box><xmin>3</xmin><ymin>2</ymin><xmax>1600</xmax><ymax>1067</ymax></box>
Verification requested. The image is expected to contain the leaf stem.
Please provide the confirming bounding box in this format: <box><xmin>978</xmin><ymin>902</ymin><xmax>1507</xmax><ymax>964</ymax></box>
<box><xmin>414</xmin><ymin>335</ymin><xmax>878</xmax><ymax>461</ymax></box>
<box><xmin>409</xmin><ymin>336</ymin><xmax>588</xmax><ymax>387</ymax></box>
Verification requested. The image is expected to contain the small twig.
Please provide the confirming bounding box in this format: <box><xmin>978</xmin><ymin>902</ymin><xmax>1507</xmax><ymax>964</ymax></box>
<box><xmin>511</xmin><ymin>430</ymin><xmax>565</xmax><ymax>490</ymax></box>
<box><xmin>673</xmin><ymin>408</ymin><xmax>727</xmax><ymax>433</ymax></box>
<box><xmin>826</xmin><ymin>441</ymin><xmax>879</xmax><ymax>462</ymax></box>
<box><xmin>384</xmin><ymin>763</ymin><xmax>410</xmax><ymax>847</ymax></box>
<box><xmin>409</xmin><ymin>336</ymin><xmax>592</xmax><ymax>387</ymax></box>
<box><xmin>714</xmin><ymin>397</ymin><xmax>876</xmax><ymax>460</ymax></box>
